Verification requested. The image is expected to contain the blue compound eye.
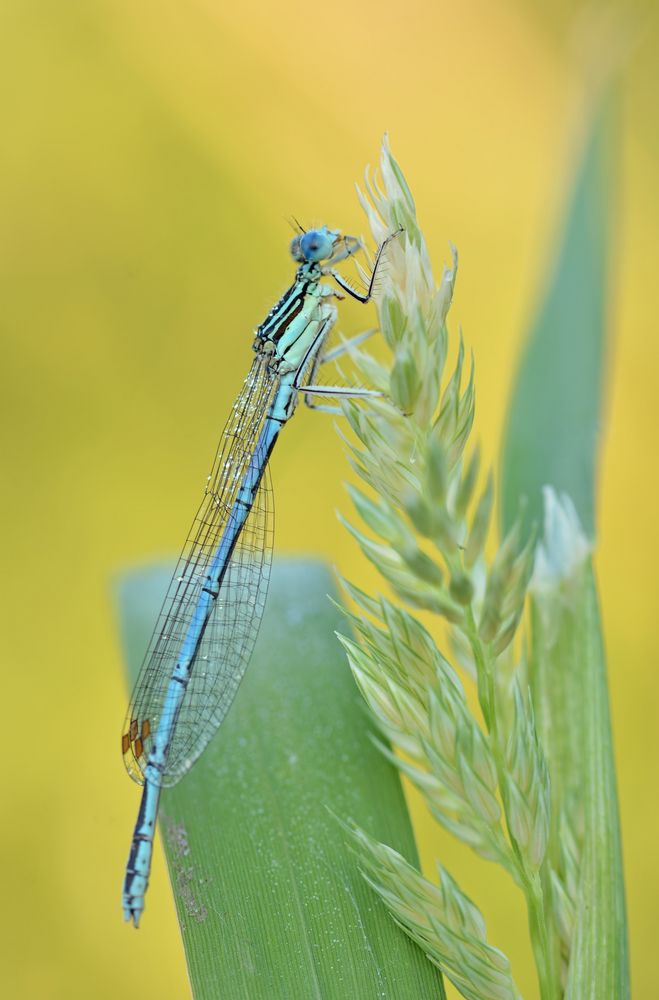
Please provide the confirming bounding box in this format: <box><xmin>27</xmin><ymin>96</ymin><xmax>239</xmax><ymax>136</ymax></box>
<box><xmin>300</xmin><ymin>228</ymin><xmax>336</xmax><ymax>262</ymax></box>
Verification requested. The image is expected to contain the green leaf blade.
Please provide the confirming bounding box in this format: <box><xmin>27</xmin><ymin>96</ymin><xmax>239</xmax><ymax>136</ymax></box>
<box><xmin>501</xmin><ymin>94</ymin><xmax>617</xmax><ymax>541</ymax></box>
<box><xmin>117</xmin><ymin>559</ymin><xmax>446</xmax><ymax>999</ymax></box>
<box><xmin>500</xmin><ymin>87</ymin><xmax>629</xmax><ymax>999</ymax></box>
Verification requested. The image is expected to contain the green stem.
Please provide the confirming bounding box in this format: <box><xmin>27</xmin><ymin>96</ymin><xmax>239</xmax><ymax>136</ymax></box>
<box><xmin>524</xmin><ymin>870</ymin><xmax>561</xmax><ymax>1000</ymax></box>
<box><xmin>463</xmin><ymin>603</ymin><xmax>495</xmax><ymax>734</ymax></box>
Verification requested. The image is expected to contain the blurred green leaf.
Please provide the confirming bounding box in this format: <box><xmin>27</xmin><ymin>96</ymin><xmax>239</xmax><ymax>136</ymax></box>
<box><xmin>501</xmin><ymin>87</ymin><xmax>629</xmax><ymax>998</ymax></box>
<box><xmin>501</xmin><ymin>94</ymin><xmax>616</xmax><ymax>541</ymax></box>
<box><xmin>117</xmin><ymin>559</ymin><xmax>446</xmax><ymax>1000</ymax></box>
<box><xmin>529</xmin><ymin>560</ymin><xmax>629</xmax><ymax>999</ymax></box>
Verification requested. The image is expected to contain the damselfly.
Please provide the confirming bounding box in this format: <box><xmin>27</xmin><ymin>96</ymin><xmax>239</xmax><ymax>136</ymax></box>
<box><xmin>121</xmin><ymin>223</ymin><xmax>401</xmax><ymax>926</ymax></box>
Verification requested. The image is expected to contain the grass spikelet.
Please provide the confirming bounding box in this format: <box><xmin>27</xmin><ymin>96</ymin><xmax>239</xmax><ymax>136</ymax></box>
<box><xmin>335</xmin><ymin>138</ymin><xmax>589</xmax><ymax>1000</ymax></box>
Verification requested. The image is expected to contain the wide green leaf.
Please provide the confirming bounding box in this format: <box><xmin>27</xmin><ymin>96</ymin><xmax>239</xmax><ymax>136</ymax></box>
<box><xmin>117</xmin><ymin>558</ymin><xmax>446</xmax><ymax>999</ymax></box>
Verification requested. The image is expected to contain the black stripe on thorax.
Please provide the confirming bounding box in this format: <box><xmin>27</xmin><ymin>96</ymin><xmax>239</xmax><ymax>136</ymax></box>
<box><xmin>257</xmin><ymin>274</ymin><xmax>317</xmax><ymax>342</ymax></box>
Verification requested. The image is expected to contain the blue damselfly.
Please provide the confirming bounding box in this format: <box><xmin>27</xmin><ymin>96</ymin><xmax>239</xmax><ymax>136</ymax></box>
<box><xmin>121</xmin><ymin>224</ymin><xmax>400</xmax><ymax>926</ymax></box>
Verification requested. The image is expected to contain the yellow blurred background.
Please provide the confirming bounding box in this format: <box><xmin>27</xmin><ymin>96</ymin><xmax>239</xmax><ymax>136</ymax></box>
<box><xmin>1</xmin><ymin>1</ymin><xmax>657</xmax><ymax>997</ymax></box>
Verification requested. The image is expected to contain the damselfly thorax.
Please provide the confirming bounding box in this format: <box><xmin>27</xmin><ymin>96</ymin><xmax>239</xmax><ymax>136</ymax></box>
<box><xmin>254</xmin><ymin>260</ymin><xmax>341</xmax><ymax>376</ymax></box>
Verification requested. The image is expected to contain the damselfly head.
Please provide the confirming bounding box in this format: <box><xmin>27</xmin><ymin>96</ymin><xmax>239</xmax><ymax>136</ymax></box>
<box><xmin>290</xmin><ymin>225</ymin><xmax>341</xmax><ymax>263</ymax></box>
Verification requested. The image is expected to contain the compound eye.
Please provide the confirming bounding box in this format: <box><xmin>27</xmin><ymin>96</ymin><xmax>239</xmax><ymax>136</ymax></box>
<box><xmin>300</xmin><ymin>229</ymin><xmax>334</xmax><ymax>262</ymax></box>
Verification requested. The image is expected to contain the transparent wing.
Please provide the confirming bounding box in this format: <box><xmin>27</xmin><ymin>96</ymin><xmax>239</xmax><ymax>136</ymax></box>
<box><xmin>122</xmin><ymin>358</ymin><xmax>278</xmax><ymax>785</ymax></box>
<box><xmin>161</xmin><ymin>460</ymin><xmax>273</xmax><ymax>785</ymax></box>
